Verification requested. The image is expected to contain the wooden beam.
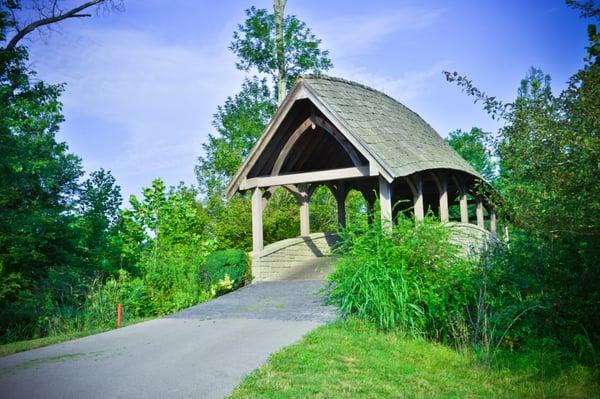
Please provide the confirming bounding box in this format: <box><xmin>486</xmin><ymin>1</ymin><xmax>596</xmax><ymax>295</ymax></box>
<box><xmin>251</xmin><ymin>187</ymin><xmax>263</xmax><ymax>252</ymax></box>
<box><xmin>284</xmin><ymin>128</ymin><xmax>324</xmax><ymax>171</ymax></box>
<box><xmin>476</xmin><ymin>197</ymin><xmax>485</xmax><ymax>229</ymax></box>
<box><xmin>312</xmin><ymin>115</ymin><xmax>363</xmax><ymax>167</ymax></box>
<box><xmin>430</xmin><ymin>172</ymin><xmax>449</xmax><ymax>223</ymax></box>
<box><xmin>225</xmin><ymin>82</ymin><xmax>306</xmax><ymax>199</ymax></box>
<box><xmin>379</xmin><ymin>176</ymin><xmax>393</xmax><ymax>228</ymax></box>
<box><xmin>283</xmin><ymin>184</ymin><xmax>303</xmax><ymax>201</ymax></box>
<box><xmin>331</xmin><ymin>181</ymin><xmax>347</xmax><ymax>228</ymax></box>
<box><xmin>240</xmin><ymin>166</ymin><xmax>371</xmax><ymax>190</ymax></box>
<box><xmin>270</xmin><ymin>114</ymin><xmax>364</xmax><ymax>176</ymax></box>
<box><xmin>452</xmin><ymin>175</ymin><xmax>469</xmax><ymax>223</ymax></box>
<box><xmin>298</xmin><ymin>183</ymin><xmax>310</xmax><ymax>236</ymax></box>
<box><xmin>490</xmin><ymin>208</ymin><xmax>497</xmax><ymax>236</ymax></box>
<box><xmin>271</xmin><ymin>117</ymin><xmax>315</xmax><ymax>175</ymax></box>
<box><xmin>405</xmin><ymin>174</ymin><xmax>424</xmax><ymax>221</ymax></box>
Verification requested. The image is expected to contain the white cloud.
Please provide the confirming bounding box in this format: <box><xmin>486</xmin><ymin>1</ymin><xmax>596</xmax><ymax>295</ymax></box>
<box><xmin>333</xmin><ymin>61</ymin><xmax>451</xmax><ymax>103</ymax></box>
<box><xmin>314</xmin><ymin>7</ymin><xmax>444</xmax><ymax>58</ymax></box>
<box><xmin>29</xmin><ymin>26</ymin><xmax>245</xmax><ymax>199</ymax></box>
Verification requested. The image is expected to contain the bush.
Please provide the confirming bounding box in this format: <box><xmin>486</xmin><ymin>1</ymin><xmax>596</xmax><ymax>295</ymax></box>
<box><xmin>202</xmin><ymin>249</ymin><xmax>251</xmax><ymax>293</ymax></box>
<box><xmin>327</xmin><ymin>216</ymin><xmax>476</xmax><ymax>341</ymax></box>
<box><xmin>474</xmin><ymin>228</ymin><xmax>600</xmax><ymax>358</ymax></box>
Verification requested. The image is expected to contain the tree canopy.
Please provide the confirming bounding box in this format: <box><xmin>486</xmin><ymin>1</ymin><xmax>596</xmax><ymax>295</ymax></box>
<box><xmin>230</xmin><ymin>5</ymin><xmax>332</xmax><ymax>101</ymax></box>
<box><xmin>446</xmin><ymin>127</ymin><xmax>496</xmax><ymax>182</ymax></box>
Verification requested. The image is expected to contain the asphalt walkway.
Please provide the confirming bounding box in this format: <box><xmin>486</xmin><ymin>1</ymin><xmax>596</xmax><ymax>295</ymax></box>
<box><xmin>0</xmin><ymin>281</ymin><xmax>336</xmax><ymax>399</ymax></box>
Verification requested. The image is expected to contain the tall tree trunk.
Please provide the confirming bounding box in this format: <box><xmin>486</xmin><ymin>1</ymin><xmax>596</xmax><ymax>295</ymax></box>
<box><xmin>274</xmin><ymin>0</ymin><xmax>287</xmax><ymax>105</ymax></box>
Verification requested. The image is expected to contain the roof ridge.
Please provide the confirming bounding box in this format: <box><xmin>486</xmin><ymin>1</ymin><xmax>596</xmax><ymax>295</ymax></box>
<box><xmin>300</xmin><ymin>73</ymin><xmax>412</xmax><ymax>112</ymax></box>
<box><xmin>300</xmin><ymin>73</ymin><xmax>449</xmax><ymax>145</ymax></box>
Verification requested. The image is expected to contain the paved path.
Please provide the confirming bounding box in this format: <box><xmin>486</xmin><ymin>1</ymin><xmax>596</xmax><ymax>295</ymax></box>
<box><xmin>0</xmin><ymin>281</ymin><xmax>336</xmax><ymax>399</ymax></box>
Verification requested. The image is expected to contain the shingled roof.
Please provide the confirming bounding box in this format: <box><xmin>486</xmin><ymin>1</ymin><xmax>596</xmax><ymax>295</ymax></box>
<box><xmin>301</xmin><ymin>75</ymin><xmax>480</xmax><ymax>179</ymax></box>
<box><xmin>227</xmin><ymin>75</ymin><xmax>481</xmax><ymax>198</ymax></box>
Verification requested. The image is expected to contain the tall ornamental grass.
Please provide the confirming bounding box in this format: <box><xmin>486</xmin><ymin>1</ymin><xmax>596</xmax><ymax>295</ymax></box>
<box><xmin>327</xmin><ymin>216</ymin><xmax>476</xmax><ymax>341</ymax></box>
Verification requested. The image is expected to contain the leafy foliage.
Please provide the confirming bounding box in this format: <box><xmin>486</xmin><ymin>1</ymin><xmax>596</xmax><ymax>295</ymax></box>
<box><xmin>443</xmin><ymin>6</ymin><xmax>600</xmax><ymax>353</ymax></box>
<box><xmin>202</xmin><ymin>249</ymin><xmax>250</xmax><ymax>291</ymax></box>
<box><xmin>195</xmin><ymin>77</ymin><xmax>276</xmax><ymax>200</ymax></box>
<box><xmin>446</xmin><ymin>127</ymin><xmax>496</xmax><ymax>181</ymax></box>
<box><xmin>328</xmin><ymin>217</ymin><xmax>476</xmax><ymax>340</ymax></box>
<box><xmin>473</xmin><ymin>229</ymin><xmax>600</xmax><ymax>360</ymax></box>
<box><xmin>230</xmin><ymin>6</ymin><xmax>332</xmax><ymax>91</ymax></box>
<box><xmin>197</xmin><ymin>7</ymin><xmax>336</xmax><ymax>250</ymax></box>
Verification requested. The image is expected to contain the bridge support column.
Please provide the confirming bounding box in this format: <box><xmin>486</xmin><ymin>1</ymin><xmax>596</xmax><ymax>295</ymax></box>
<box><xmin>251</xmin><ymin>187</ymin><xmax>264</xmax><ymax>252</ymax></box>
<box><xmin>334</xmin><ymin>182</ymin><xmax>347</xmax><ymax>228</ymax></box>
<box><xmin>476</xmin><ymin>197</ymin><xmax>485</xmax><ymax>229</ymax></box>
<box><xmin>490</xmin><ymin>208</ymin><xmax>497</xmax><ymax>236</ymax></box>
<box><xmin>298</xmin><ymin>183</ymin><xmax>310</xmax><ymax>236</ymax></box>
<box><xmin>439</xmin><ymin>176</ymin><xmax>449</xmax><ymax>222</ymax></box>
<box><xmin>379</xmin><ymin>176</ymin><xmax>393</xmax><ymax>229</ymax></box>
<box><xmin>430</xmin><ymin>172</ymin><xmax>449</xmax><ymax>223</ymax></box>
<box><xmin>459</xmin><ymin>185</ymin><xmax>469</xmax><ymax>223</ymax></box>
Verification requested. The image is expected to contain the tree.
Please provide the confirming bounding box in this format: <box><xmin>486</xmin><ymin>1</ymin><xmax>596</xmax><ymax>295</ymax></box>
<box><xmin>443</xmin><ymin>64</ymin><xmax>599</xmax><ymax>234</ymax></box>
<box><xmin>198</xmin><ymin>4</ymin><xmax>333</xmax><ymax>199</ymax></box>
<box><xmin>230</xmin><ymin>5</ymin><xmax>332</xmax><ymax>103</ymax></box>
<box><xmin>118</xmin><ymin>179</ymin><xmax>213</xmax><ymax>314</ymax></box>
<box><xmin>195</xmin><ymin>77</ymin><xmax>276</xmax><ymax>202</ymax></box>
<box><xmin>198</xmin><ymin>4</ymin><xmax>335</xmax><ymax>248</ymax></box>
<box><xmin>77</xmin><ymin>169</ymin><xmax>122</xmax><ymax>274</ymax></box>
<box><xmin>443</xmin><ymin>2</ymin><xmax>600</xmax><ymax>349</ymax></box>
<box><xmin>0</xmin><ymin>37</ymin><xmax>82</xmax><ymax>283</ymax></box>
<box><xmin>0</xmin><ymin>1</ymin><xmax>125</xmax><ymax>341</ymax></box>
<box><xmin>274</xmin><ymin>0</ymin><xmax>286</xmax><ymax>104</ymax></box>
<box><xmin>1</xmin><ymin>0</ymin><xmax>123</xmax><ymax>51</ymax></box>
<box><xmin>446</xmin><ymin>127</ymin><xmax>496</xmax><ymax>182</ymax></box>
<box><xmin>121</xmin><ymin>179</ymin><xmax>210</xmax><ymax>254</ymax></box>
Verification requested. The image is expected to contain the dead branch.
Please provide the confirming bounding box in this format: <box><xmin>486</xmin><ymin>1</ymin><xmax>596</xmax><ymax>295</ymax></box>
<box><xmin>5</xmin><ymin>0</ymin><xmax>105</xmax><ymax>50</ymax></box>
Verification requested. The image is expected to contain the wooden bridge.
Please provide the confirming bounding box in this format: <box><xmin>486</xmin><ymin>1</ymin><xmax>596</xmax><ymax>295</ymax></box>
<box><xmin>227</xmin><ymin>75</ymin><xmax>499</xmax><ymax>282</ymax></box>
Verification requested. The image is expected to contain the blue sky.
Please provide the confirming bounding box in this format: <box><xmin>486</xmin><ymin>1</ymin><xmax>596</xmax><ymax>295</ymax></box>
<box><xmin>27</xmin><ymin>0</ymin><xmax>590</xmax><ymax>201</ymax></box>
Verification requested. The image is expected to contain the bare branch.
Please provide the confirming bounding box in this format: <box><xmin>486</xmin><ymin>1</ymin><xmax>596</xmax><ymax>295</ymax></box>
<box><xmin>5</xmin><ymin>0</ymin><xmax>105</xmax><ymax>50</ymax></box>
<box><xmin>443</xmin><ymin>70</ymin><xmax>513</xmax><ymax>121</ymax></box>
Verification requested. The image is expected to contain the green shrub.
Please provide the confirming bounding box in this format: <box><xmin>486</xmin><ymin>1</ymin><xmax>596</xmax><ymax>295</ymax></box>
<box><xmin>202</xmin><ymin>249</ymin><xmax>250</xmax><ymax>292</ymax></box>
<box><xmin>474</xmin><ymin>228</ymin><xmax>600</xmax><ymax>358</ymax></box>
<box><xmin>327</xmin><ymin>216</ymin><xmax>476</xmax><ymax>341</ymax></box>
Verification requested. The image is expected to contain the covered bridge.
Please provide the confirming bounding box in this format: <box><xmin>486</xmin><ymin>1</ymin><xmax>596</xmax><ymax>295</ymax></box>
<box><xmin>227</xmin><ymin>75</ymin><xmax>496</xmax><ymax>281</ymax></box>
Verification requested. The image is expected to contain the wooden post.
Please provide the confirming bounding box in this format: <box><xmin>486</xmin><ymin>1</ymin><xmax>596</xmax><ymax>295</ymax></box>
<box><xmin>405</xmin><ymin>174</ymin><xmax>424</xmax><ymax>222</ymax></box>
<box><xmin>431</xmin><ymin>172</ymin><xmax>449</xmax><ymax>223</ymax></box>
<box><xmin>490</xmin><ymin>208</ymin><xmax>497</xmax><ymax>236</ymax></box>
<box><xmin>476</xmin><ymin>197</ymin><xmax>484</xmax><ymax>228</ymax></box>
<box><xmin>335</xmin><ymin>182</ymin><xmax>347</xmax><ymax>228</ymax></box>
<box><xmin>413</xmin><ymin>175</ymin><xmax>424</xmax><ymax>221</ymax></box>
<box><xmin>298</xmin><ymin>183</ymin><xmax>310</xmax><ymax>236</ymax></box>
<box><xmin>459</xmin><ymin>185</ymin><xmax>469</xmax><ymax>223</ymax></box>
<box><xmin>379</xmin><ymin>176</ymin><xmax>393</xmax><ymax>228</ymax></box>
<box><xmin>439</xmin><ymin>176</ymin><xmax>449</xmax><ymax>223</ymax></box>
<box><xmin>251</xmin><ymin>187</ymin><xmax>264</xmax><ymax>252</ymax></box>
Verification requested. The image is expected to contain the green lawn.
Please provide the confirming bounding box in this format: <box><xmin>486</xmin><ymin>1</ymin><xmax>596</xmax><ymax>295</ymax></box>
<box><xmin>0</xmin><ymin>317</ymin><xmax>151</xmax><ymax>357</ymax></box>
<box><xmin>229</xmin><ymin>319</ymin><xmax>599</xmax><ymax>399</ymax></box>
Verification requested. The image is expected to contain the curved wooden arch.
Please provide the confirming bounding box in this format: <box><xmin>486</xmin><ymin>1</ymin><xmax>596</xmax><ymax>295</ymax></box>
<box><xmin>270</xmin><ymin>115</ymin><xmax>364</xmax><ymax>176</ymax></box>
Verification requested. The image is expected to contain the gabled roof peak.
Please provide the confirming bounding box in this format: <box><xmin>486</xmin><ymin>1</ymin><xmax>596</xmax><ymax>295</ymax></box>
<box><xmin>226</xmin><ymin>74</ymin><xmax>482</xmax><ymax>197</ymax></box>
<box><xmin>301</xmin><ymin>73</ymin><xmax>397</xmax><ymax>101</ymax></box>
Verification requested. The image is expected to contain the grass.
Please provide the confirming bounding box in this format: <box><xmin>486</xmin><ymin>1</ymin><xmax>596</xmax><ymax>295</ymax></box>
<box><xmin>229</xmin><ymin>319</ymin><xmax>599</xmax><ymax>399</ymax></box>
<box><xmin>0</xmin><ymin>317</ymin><xmax>151</xmax><ymax>357</ymax></box>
